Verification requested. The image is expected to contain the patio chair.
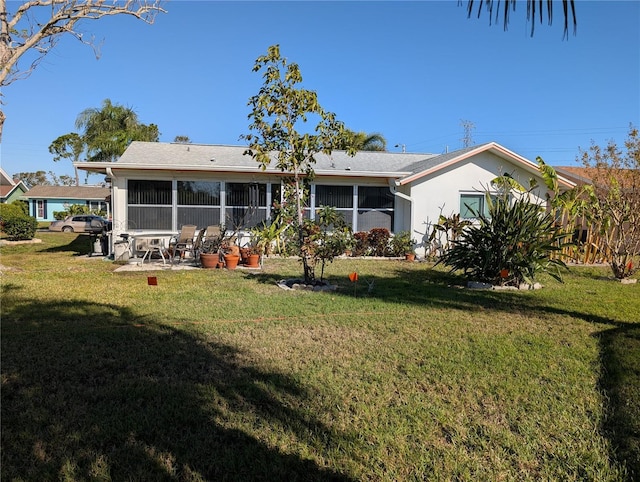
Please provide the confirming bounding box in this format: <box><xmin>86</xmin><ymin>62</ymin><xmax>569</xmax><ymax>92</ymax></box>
<box><xmin>172</xmin><ymin>224</ymin><xmax>197</xmax><ymax>263</ymax></box>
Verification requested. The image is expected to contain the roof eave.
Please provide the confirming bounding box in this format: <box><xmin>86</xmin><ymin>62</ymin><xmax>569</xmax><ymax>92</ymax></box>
<box><xmin>75</xmin><ymin>162</ymin><xmax>406</xmax><ymax>179</ymax></box>
<box><xmin>398</xmin><ymin>142</ymin><xmax>575</xmax><ymax>189</ymax></box>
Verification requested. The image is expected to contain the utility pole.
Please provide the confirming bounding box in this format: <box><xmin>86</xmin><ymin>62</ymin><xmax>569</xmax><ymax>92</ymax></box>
<box><xmin>460</xmin><ymin>119</ymin><xmax>475</xmax><ymax>148</ymax></box>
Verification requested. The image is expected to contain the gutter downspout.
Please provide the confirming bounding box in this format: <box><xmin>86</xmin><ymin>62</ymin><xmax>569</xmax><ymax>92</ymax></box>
<box><xmin>106</xmin><ymin>167</ymin><xmax>117</xmax><ymax>255</ymax></box>
<box><xmin>388</xmin><ymin>178</ymin><xmax>413</xmax><ymax>236</ymax></box>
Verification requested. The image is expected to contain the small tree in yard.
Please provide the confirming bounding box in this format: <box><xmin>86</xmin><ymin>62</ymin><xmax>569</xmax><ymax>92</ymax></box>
<box><xmin>301</xmin><ymin>206</ymin><xmax>352</xmax><ymax>282</ymax></box>
<box><xmin>243</xmin><ymin>44</ymin><xmax>353</xmax><ymax>284</ymax></box>
<box><xmin>439</xmin><ymin>185</ymin><xmax>571</xmax><ymax>287</ymax></box>
<box><xmin>578</xmin><ymin>125</ymin><xmax>640</xmax><ymax>279</ymax></box>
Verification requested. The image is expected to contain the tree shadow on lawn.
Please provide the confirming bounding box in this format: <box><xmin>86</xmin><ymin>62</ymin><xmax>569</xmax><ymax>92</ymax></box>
<box><xmin>329</xmin><ymin>265</ymin><xmax>640</xmax><ymax>480</ymax></box>
<box><xmin>598</xmin><ymin>322</ymin><xmax>640</xmax><ymax>481</ymax></box>
<box><xmin>37</xmin><ymin>233</ymin><xmax>94</xmax><ymax>256</ymax></box>
<box><xmin>246</xmin><ymin>264</ymin><xmax>640</xmax><ymax>477</ymax></box>
<box><xmin>1</xmin><ymin>290</ymin><xmax>355</xmax><ymax>481</ymax></box>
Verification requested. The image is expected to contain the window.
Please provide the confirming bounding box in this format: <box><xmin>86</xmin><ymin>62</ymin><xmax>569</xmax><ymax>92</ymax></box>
<box><xmin>177</xmin><ymin>181</ymin><xmax>221</xmax><ymax>229</ymax></box>
<box><xmin>225</xmin><ymin>182</ymin><xmax>267</xmax><ymax>229</ymax></box>
<box><xmin>460</xmin><ymin>193</ymin><xmax>493</xmax><ymax>219</ymax></box>
<box><xmin>357</xmin><ymin>186</ymin><xmax>394</xmax><ymax>231</ymax></box>
<box><xmin>87</xmin><ymin>200</ymin><xmax>107</xmax><ymax>213</ymax></box>
<box><xmin>316</xmin><ymin>185</ymin><xmax>353</xmax><ymax>227</ymax></box>
<box><xmin>37</xmin><ymin>200</ymin><xmax>45</xmax><ymax>218</ymax></box>
<box><xmin>127</xmin><ymin>180</ymin><xmax>172</xmax><ymax>230</ymax></box>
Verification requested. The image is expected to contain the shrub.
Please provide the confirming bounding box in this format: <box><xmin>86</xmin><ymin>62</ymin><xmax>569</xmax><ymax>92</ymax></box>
<box><xmin>368</xmin><ymin>228</ymin><xmax>391</xmax><ymax>256</ymax></box>
<box><xmin>68</xmin><ymin>204</ymin><xmax>90</xmax><ymax>215</ymax></box>
<box><xmin>390</xmin><ymin>231</ymin><xmax>416</xmax><ymax>256</ymax></box>
<box><xmin>353</xmin><ymin>232</ymin><xmax>370</xmax><ymax>256</ymax></box>
<box><xmin>1</xmin><ymin>207</ymin><xmax>38</xmax><ymax>240</ymax></box>
<box><xmin>439</xmin><ymin>192</ymin><xmax>570</xmax><ymax>286</ymax></box>
<box><xmin>0</xmin><ymin>202</ymin><xmax>27</xmax><ymax>229</ymax></box>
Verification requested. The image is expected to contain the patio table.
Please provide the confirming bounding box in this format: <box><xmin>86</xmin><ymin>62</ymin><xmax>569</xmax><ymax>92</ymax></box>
<box><xmin>127</xmin><ymin>232</ymin><xmax>177</xmax><ymax>265</ymax></box>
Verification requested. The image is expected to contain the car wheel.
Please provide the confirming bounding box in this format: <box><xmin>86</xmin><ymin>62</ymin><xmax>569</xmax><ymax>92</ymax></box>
<box><xmin>62</xmin><ymin>226</ymin><xmax>74</xmax><ymax>233</ymax></box>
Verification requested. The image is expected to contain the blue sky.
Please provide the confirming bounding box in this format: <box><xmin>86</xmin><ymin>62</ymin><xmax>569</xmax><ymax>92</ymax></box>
<box><xmin>2</xmin><ymin>1</ymin><xmax>639</xmax><ymax>183</ymax></box>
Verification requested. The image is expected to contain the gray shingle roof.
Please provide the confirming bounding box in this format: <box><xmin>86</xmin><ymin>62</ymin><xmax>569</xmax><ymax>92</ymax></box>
<box><xmin>114</xmin><ymin>142</ymin><xmax>437</xmax><ymax>177</ymax></box>
<box><xmin>78</xmin><ymin>141</ymin><xmax>558</xmax><ymax>188</ymax></box>
<box><xmin>403</xmin><ymin>143</ymin><xmax>493</xmax><ymax>174</ymax></box>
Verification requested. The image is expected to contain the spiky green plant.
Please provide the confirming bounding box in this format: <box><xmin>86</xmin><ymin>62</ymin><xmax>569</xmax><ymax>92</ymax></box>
<box><xmin>439</xmin><ymin>191</ymin><xmax>571</xmax><ymax>286</ymax></box>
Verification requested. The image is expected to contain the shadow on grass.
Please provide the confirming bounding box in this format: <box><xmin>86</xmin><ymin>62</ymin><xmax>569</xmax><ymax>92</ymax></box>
<box><xmin>1</xmin><ymin>288</ymin><xmax>354</xmax><ymax>481</ymax></box>
<box><xmin>351</xmin><ymin>264</ymin><xmax>640</xmax><ymax>479</ymax></box>
<box><xmin>38</xmin><ymin>233</ymin><xmax>94</xmax><ymax>256</ymax></box>
<box><xmin>598</xmin><ymin>323</ymin><xmax>640</xmax><ymax>481</ymax></box>
<box><xmin>250</xmin><ymin>263</ymin><xmax>639</xmax><ymax>478</ymax></box>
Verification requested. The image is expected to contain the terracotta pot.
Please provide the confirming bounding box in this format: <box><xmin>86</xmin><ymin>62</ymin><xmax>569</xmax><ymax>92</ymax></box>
<box><xmin>200</xmin><ymin>253</ymin><xmax>219</xmax><ymax>269</ymax></box>
<box><xmin>245</xmin><ymin>254</ymin><xmax>261</xmax><ymax>268</ymax></box>
<box><xmin>405</xmin><ymin>253</ymin><xmax>415</xmax><ymax>261</ymax></box>
<box><xmin>224</xmin><ymin>254</ymin><xmax>240</xmax><ymax>270</ymax></box>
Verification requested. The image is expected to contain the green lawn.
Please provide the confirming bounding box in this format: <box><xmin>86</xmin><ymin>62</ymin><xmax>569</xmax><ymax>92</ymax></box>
<box><xmin>1</xmin><ymin>232</ymin><xmax>638</xmax><ymax>481</ymax></box>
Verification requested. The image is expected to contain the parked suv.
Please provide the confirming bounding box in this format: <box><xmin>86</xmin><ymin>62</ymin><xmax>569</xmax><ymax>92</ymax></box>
<box><xmin>49</xmin><ymin>215</ymin><xmax>109</xmax><ymax>234</ymax></box>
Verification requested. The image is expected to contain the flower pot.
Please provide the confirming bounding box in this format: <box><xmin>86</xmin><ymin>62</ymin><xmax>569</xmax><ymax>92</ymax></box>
<box><xmin>404</xmin><ymin>253</ymin><xmax>415</xmax><ymax>261</ymax></box>
<box><xmin>245</xmin><ymin>254</ymin><xmax>261</xmax><ymax>268</ymax></box>
<box><xmin>224</xmin><ymin>254</ymin><xmax>240</xmax><ymax>270</ymax></box>
<box><xmin>200</xmin><ymin>253</ymin><xmax>219</xmax><ymax>269</ymax></box>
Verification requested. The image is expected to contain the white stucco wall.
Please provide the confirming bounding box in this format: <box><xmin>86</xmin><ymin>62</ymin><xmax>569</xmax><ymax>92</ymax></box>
<box><xmin>407</xmin><ymin>151</ymin><xmax>550</xmax><ymax>256</ymax></box>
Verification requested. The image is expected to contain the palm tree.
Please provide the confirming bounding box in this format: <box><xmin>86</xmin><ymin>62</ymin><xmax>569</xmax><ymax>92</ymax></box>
<box><xmin>75</xmin><ymin>98</ymin><xmax>159</xmax><ymax>162</ymax></box>
<box><xmin>465</xmin><ymin>0</ymin><xmax>577</xmax><ymax>38</ymax></box>
<box><xmin>337</xmin><ymin>129</ymin><xmax>387</xmax><ymax>152</ymax></box>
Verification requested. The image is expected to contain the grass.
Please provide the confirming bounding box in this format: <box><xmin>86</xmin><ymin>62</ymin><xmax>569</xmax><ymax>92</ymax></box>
<box><xmin>1</xmin><ymin>232</ymin><xmax>639</xmax><ymax>481</ymax></box>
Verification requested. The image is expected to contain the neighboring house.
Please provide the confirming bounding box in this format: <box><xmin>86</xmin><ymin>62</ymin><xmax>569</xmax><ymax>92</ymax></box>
<box><xmin>553</xmin><ymin>166</ymin><xmax>594</xmax><ymax>187</ymax></box>
<box><xmin>75</xmin><ymin>141</ymin><xmax>575</xmax><ymax>256</ymax></box>
<box><xmin>21</xmin><ymin>185</ymin><xmax>110</xmax><ymax>222</ymax></box>
<box><xmin>0</xmin><ymin>167</ymin><xmax>29</xmax><ymax>204</ymax></box>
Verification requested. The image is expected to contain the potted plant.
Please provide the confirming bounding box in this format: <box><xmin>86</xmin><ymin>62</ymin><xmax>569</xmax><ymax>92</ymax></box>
<box><xmin>243</xmin><ymin>232</ymin><xmax>265</xmax><ymax>268</ymax></box>
<box><xmin>199</xmin><ymin>225</ymin><xmax>227</xmax><ymax>268</ymax></box>
<box><xmin>245</xmin><ymin>244</ymin><xmax>262</xmax><ymax>268</ymax></box>
<box><xmin>391</xmin><ymin>231</ymin><xmax>416</xmax><ymax>261</ymax></box>
<box><xmin>221</xmin><ymin>239</ymin><xmax>241</xmax><ymax>270</ymax></box>
<box><xmin>249</xmin><ymin>216</ymin><xmax>286</xmax><ymax>257</ymax></box>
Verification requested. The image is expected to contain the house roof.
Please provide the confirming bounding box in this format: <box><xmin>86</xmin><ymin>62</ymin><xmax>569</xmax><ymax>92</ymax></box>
<box><xmin>23</xmin><ymin>185</ymin><xmax>110</xmax><ymax>200</ymax></box>
<box><xmin>75</xmin><ymin>141</ymin><xmax>435</xmax><ymax>179</ymax></box>
<box><xmin>0</xmin><ymin>167</ymin><xmax>28</xmax><ymax>200</ymax></box>
<box><xmin>553</xmin><ymin>166</ymin><xmax>593</xmax><ymax>186</ymax></box>
<box><xmin>555</xmin><ymin>165</ymin><xmax>639</xmax><ymax>190</ymax></box>
<box><xmin>74</xmin><ymin>141</ymin><xmax>575</xmax><ymax>189</ymax></box>
<box><xmin>398</xmin><ymin>142</ymin><xmax>575</xmax><ymax>188</ymax></box>
<box><xmin>0</xmin><ymin>167</ymin><xmax>16</xmax><ymax>186</ymax></box>
<box><xmin>0</xmin><ymin>185</ymin><xmax>16</xmax><ymax>197</ymax></box>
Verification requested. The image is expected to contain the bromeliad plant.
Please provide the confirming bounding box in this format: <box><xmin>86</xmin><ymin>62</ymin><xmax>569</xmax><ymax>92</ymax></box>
<box><xmin>439</xmin><ymin>187</ymin><xmax>572</xmax><ymax>286</ymax></box>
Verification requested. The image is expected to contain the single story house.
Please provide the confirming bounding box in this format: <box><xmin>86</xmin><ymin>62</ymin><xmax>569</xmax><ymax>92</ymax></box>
<box><xmin>0</xmin><ymin>167</ymin><xmax>28</xmax><ymax>204</ymax></box>
<box><xmin>21</xmin><ymin>185</ymin><xmax>110</xmax><ymax>222</ymax></box>
<box><xmin>75</xmin><ymin>141</ymin><xmax>575</xmax><ymax>256</ymax></box>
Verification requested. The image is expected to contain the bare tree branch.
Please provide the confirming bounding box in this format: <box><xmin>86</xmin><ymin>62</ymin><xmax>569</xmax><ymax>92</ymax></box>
<box><xmin>0</xmin><ymin>0</ymin><xmax>165</xmax><ymax>140</ymax></box>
